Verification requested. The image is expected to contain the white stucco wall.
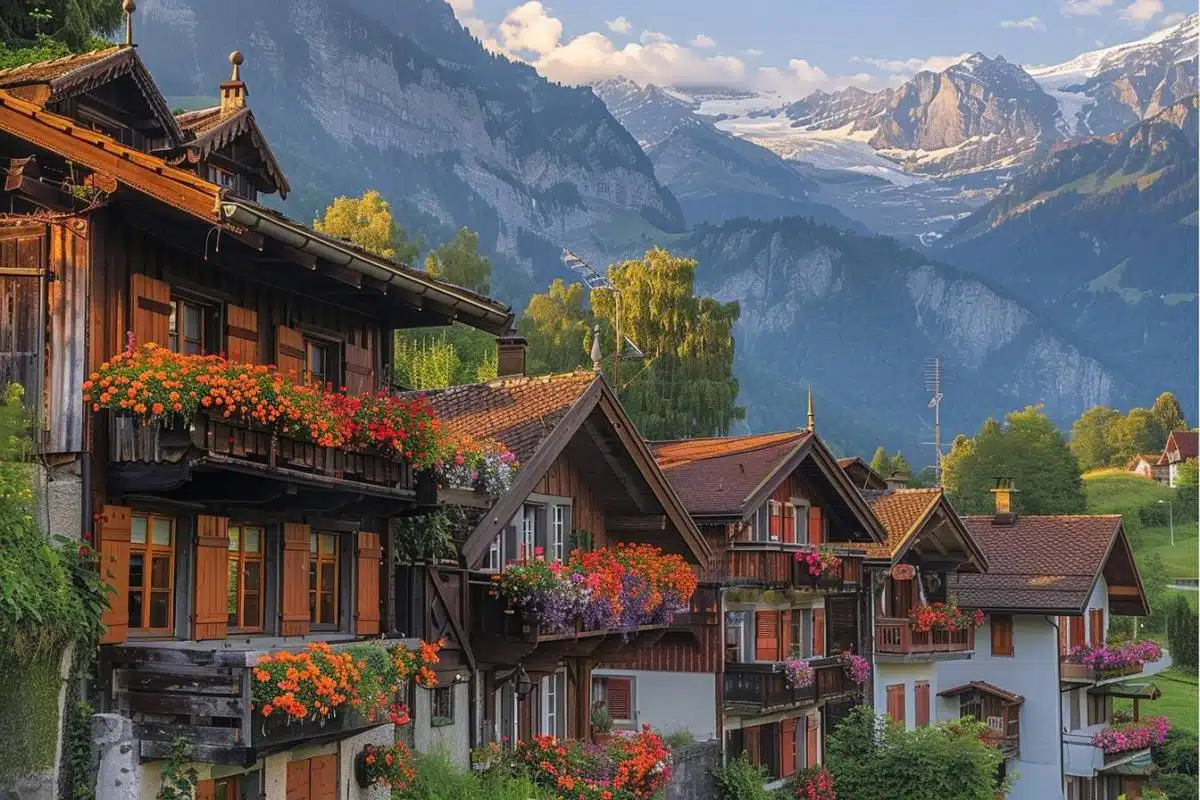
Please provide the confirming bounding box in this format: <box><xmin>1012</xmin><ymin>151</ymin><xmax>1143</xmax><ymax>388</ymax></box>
<box><xmin>937</xmin><ymin>614</ymin><xmax>1064</xmax><ymax>800</ymax></box>
<box><xmin>412</xmin><ymin>682</ymin><xmax>471</xmax><ymax>767</ymax></box>
<box><xmin>872</xmin><ymin>661</ymin><xmax>939</xmax><ymax>731</ymax></box>
<box><xmin>1060</xmin><ymin>577</ymin><xmax>1112</xmax><ymax>777</ymax></box>
<box><xmin>591</xmin><ymin>668</ymin><xmax>718</xmax><ymax>742</ymax></box>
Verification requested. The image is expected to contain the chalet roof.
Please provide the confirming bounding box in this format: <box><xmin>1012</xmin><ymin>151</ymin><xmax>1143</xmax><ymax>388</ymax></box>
<box><xmin>0</xmin><ymin>45</ymin><xmax>183</xmax><ymax>144</ymax></box>
<box><xmin>412</xmin><ymin>371</ymin><xmax>597</xmax><ymax>464</ymax></box>
<box><xmin>425</xmin><ymin>372</ymin><xmax>710</xmax><ymax>569</ymax></box>
<box><xmin>651</xmin><ymin>432</ymin><xmax>811</xmax><ymax>516</ymax></box>
<box><xmin>948</xmin><ymin>515</ymin><xmax>1147</xmax><ymax>615</ymax></box>
<box><xmin>938</xmin><ymin>681</ymin><xmax>1024</xmax><ymax>705</ymax></box>
<box><xmin>838</xmin><ymin>456</ymin><xmax>888</xmax><ymax>490</ymax></box>
<box><xmin>1158</xmin><ymin>430</ymin><xmax>1198</xmax><ymax>465</ymax></box>
<box><xmin>168</xmin><ymin>106</ymin><xmax>291</xmax><ymax>198</ymax></box>
<box><xmin>848</xmin><ymin>488</ymin><xmax>987</xmax><ymax>571</ymax></box>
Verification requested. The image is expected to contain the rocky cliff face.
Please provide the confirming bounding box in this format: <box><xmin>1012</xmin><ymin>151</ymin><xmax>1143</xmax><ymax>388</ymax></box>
<box><xmin>136</xmin><ymin>0</ymin><xmax>682</xmax><ymax>299</ymax></box>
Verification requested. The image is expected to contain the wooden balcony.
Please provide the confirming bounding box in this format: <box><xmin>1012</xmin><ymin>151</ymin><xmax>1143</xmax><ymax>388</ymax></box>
<box><xmin>874</xmin><ymin>617</ymin><xmax>974</xmax><ymax>658</ymax></box>
<box><xmin>101</xmin><ymin>643</ymin><xmax>398</xmax><ymax>765</ymax></box>
<box><xmin>723</xmin><ymin>658</ymin><xmax>853</xmax><ymax>714</ymax></box>
<box><xmin>104</xmin><ymin>410</ymin><xmax>433</xmax><ymax>501</ymax></box>
<box><xmin>1060</xmin><ymin>660</ymin><xmax>1144</xmax><ymax>683</ymax></box>
<box><xmin>716</xmin><ymin>544</ymin><xmax>864</xmax><ymax>590</ymax></box>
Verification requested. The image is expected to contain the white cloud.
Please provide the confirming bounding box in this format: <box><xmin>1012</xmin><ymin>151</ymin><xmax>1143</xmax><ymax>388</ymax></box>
<box><xmin>1162</xmin><ymin>11</ymin><xmax>1188</xmax><ymax>24</ymax></box>
<box><xmin>1001</xmin><ymin>16</ymin><xmax>1046</xmax><ymax>30</ymax></box>
<box><xmin>745</xmin><ymin>48</ymin><xmax>764</xmax><ymax>57</ymax></box>
<box><xmin>605</xmin><ymin>16</ymin><xmax>632</xmax><ymax>34</ymax></box>
<box><xmin>498</xmin><ymin>2</ymin><xmax>564</xmax><ymax>56</ymax></box>
<box><xmin>691</xmin><ymin>34</ymin><xmax>717</xmax><ymax>48</ymax></box>
<box><xmin>1119</xmin><ymin>0</ymin><xmax>1163</xmax><ymax>23</ymax></box>
<box><xmin>852</xmin><ymin>53</ymin><xmax>972</xmax><ymax>78</ymax></box>
<box><xmin>1061</xmin><ymin>0</ymin><xmax>1115</xmax><ymax>15</ymax></box>
<box><xmin>640</xmin><ymin>30</ymin><xmax>672</xmax><ymax>44</ymax></box>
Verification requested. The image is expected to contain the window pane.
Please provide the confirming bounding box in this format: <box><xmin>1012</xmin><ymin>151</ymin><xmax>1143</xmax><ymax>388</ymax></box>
<box><xmin>244</xmin><ymin>528</ymin><xmax>261</xmax><ymax>553</ymax></box>
<box><xmin>228</xmin><ymin>527</ymin><xmax>241</xmax><ymax>551</ymax></box>
<box><xmin>320</xmin><ymin>562</ymin><xmax>335</xmax><ymax>591</ymax></box>
<box><xmin>318</xmin><ymin>533</ymin><xmax>336</xmax><ymax>554</ymax></box>
<box><xmin>151</xmin><ymin>518</ymin><xmax>172</xmax><ymax>546</ymax></box>
<box><xmin>227</xmin><ymin>556</ymin><xmax>240</xmax><ymax>621</ymax></box>
<box><xmin>168</xmin><ymin>301</ymin><xmax>178</xmax><ymax>335</ymax></box>
<box><xmin>309</xmin><ymin>562</ymin><xmax>317</xmax><ymax>621</ymax></box>
<box><xmin>131</xmin><ymin>516</ymin><xmax>147</xmax><ymax>545</ymax></box>
<box><xmin>149</xmin><ymin>591</ymin><xmax>170</xmax><ymax>628</ymax></box>
<box><xmin>150</xmin><ymin>555</ymin><xmax>171</xmax><ymax>590</ymax></box>
<box><xmin>129</xmin><ymin>553</ymin><xmax>145</xmax><ymax>589</ymax></box>
<box><xmin>183</xmin><ymin>340</ymin><xmax>201</xmax><ymax>356</ymax></box>
<box><xmin>242</xmin><ymin>592</ymin><xmax>261</xmax><ymax>630</ymax></box>
<box><xmin>243</xmin><ymin>561</ymin><xmax>261</xmax><ymax>593</ymax></box>
<box><xmin>128</xmin><ymin>590</ymin><xmax>143</xmax><ymax>629</ymax></box>
<box><xmin>310</xmin><ymin>532</ymin><xmax>317</xmax><ymax>553</ymax></box>
<box><xmin>183</xmin><ymin>304</ymin><xmax>202</xmax><ymax>340</ymax></box>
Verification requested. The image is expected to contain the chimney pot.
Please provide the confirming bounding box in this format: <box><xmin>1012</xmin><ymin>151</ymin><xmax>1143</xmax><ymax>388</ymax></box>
<box><xmin>496</xmin><ymin>333</ymin><xmax>527</xmax><ymax>378</ymax></box>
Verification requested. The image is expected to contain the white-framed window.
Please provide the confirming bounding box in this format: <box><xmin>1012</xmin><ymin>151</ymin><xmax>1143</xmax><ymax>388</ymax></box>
<box><xmin>541</xmin><ymin>669</ymin><xmax>566</xmax><ymax>738</ymax></box>
<box><xmin>551</xmin><ymin>505</ymin><xmax>565</xmax><ymax>562</ymax></box>
<box><xmin>592</xmin><ymin>676</ymin><xmax>634</xmax><ymax>726</ymax></box>
<box><xmin>522</xmin><ymin>505</ymin><xmax>536</xmax><ymax>561</ymax></box>
<box><xmin>725</xmin><ymin>613</ymin><xmax>745</xmax><ymax>663</ymax></box>
<box><xmin>789</xmin><ymin>499</ymin><xmax>810</xmax><ymax>545</ymax></box>
<box><xmin>485</xmin><ymin>533</ymin><xmax>502</xmax><ymax>571</ymax></box>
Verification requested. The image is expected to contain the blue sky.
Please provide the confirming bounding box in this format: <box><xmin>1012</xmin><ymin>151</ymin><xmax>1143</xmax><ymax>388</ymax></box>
<box><xmin>449</xmin><ymin>0</ymin><xmax>1194</xmax><ymax>94</ymax></box>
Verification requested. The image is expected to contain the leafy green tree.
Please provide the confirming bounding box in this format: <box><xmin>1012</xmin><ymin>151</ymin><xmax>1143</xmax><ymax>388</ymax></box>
<box><xmin>943</xmin><ymin>406</ymin><xmax>1085</xmax><ymax>515</ymax></box>
<box><xmin>0</xmin><ymin>1</ymin><xmax>120</xmax><ymax>52</ymax></box>
<box><xmin>591</xmin><ymin>248</ymin><xmax>743</xmax><ymax>440</ymax></box>
<box><xmin>313</xmin><ymin>190</ymin><xmax>421</xmax><ymax>263</ymax></box>
<box><xmin>1070</xmin><ymin>406</ymin><xmax>1124</xmax><ymax>471</ymax></box>
<box><xmin>869</xmin><ymin>447</ymin><xmax>893</xmax><ymax>477</ymax></box>
<box><xmin>1151</xmin><ymin>392</ymin><xmax>1188</xmax><ymax>438</ymax></box>
<box><xmin>517</xmin><ymin>279</ymin><xmax>592</xmax><ymax>376</ymax></box>
<box><xmin>1112</xmin><ymin>408</ymin><xmax>1166</xmax><ymax>464</ymax></box>
<box><xmin>425</xmin><ymin>227</ymin><xmax>491</xmax><ymax>295</ymax></box>
<box><xmin>890</xmin><ymin>453</ymin><xmax>912</xmax><ymax>478</ymax></box>
<box><xmin>910</xmin><ymin>466</ymin><xmax>938</xmax><ymax>489</ymax></box>
<box><xmin>825</xmin><ymin>705</ymin><xmax>1008</xmax><ymax>800</ymax></box>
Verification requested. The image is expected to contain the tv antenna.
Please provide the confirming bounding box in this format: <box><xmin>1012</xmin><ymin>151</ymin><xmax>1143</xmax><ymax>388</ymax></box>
<box><xmin>561</xmin><ymin>248</ymin><xmax>644</xmax><ymax>383</ymax></box>
<box><xmin>923</xmin><ymin>356</ymin><xmax>945</xmax><ymax>486</ymax></box>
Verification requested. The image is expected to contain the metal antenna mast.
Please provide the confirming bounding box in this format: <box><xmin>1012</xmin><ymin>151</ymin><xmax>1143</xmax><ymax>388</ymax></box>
<box><xmin>923</xmin><ymin>356</ymin><xmax>945</xmax><ymax>486</ymax></box>
<box><xmin>561</xmin><ymin>248</ymin><xmax>643</xmax><ymax>383</ymax></box>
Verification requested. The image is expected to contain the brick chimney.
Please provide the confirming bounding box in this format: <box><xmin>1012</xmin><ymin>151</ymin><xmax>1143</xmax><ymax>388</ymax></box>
<box><xmin>991</xmin><ymin>477</ymin><xmax>1018</xmax><ymax>526</ymax></box>
<box><xmin>496</xmin><ymin>333</ymin><xmax>527</xmax><ymax>378</ymax></box>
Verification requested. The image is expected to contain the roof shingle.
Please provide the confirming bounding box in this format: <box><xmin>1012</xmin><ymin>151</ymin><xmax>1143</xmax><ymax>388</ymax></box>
<box><xmin>861</xmin><ymin>488</ymin><xmax>942</xmax><ymax>559</ymax></box>
<box><xmin>650</xmin><ymin>431</ymin><xmax>810</xmax><ymax>516</ymax></box>
<box><xmin>0</xmin><ymin>46</ymin><xmax>124</xmax><ymax>89</ymax></box>
<box><xmin>949</xmin><ymin>515</ymin><xmax>1122</xmax><ymax>612</ymax></box>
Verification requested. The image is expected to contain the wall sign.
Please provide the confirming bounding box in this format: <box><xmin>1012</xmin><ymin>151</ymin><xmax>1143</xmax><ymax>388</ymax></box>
<box><xmin>890</xmin><ymin>564</ymin><xmax>916</xmax><ymax>581</ymax></box>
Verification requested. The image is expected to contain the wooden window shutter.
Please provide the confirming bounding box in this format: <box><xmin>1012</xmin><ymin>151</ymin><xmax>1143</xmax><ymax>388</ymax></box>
<box><xmin>281</xmin><ymin>523</ymin><xmax>311</xmax><ymax>636</ymax></box>
<box><xmin>1059</xmin><ymin>616</ymin><xmax>1070</xmax><ymax>657</ymax></box>
<box><xmin>991</xmin><ymin>614</ymin><xmax>1014</xmax><ymax>657</ymax></box>
<box><xmin>193</xmin><ymin>515</ymin><xmax>230</xmax><ymax>640</ymax></box>
<box><xmin>1069</xmin><ymin>616</ymin><xmax>1085</xmax><ymax>650</ymax></box>
<box><xmin>286</xmin><ymin>759</ymin><xmax>310</xmax><ymax>800</ymax></box>
<box><xmin>756</xmin><ymin>611</ymin><xmax>780</xmax><ymax>661</ymax></box>
<box><xmin>309</xmin><ymin>754</ymin><xmax>337</xmax><ymax>800</ymax></box>
<box><xmin>806</xmin><ymin>716</ymin><xmax>819</xmax><ymax>767</ymax></box>
<box><xmin>98</xmin><ymin>505</ymin><xmax>132</xmax><ymax>644</ymax></box>
<box><xmin>355</xmin><ymin>531</ymin><xmax>382</xmax><ymax>634</ymax></box>
<box><xmin>225</xmin><ymin>304</ymin><xmax>259</xmax><ymax>364</ymax></box>
<box><xmin>782</xmin><ymin>504</ymin><xmax>795</xmax><ymax>543</ymax></box>
<box><xmin>274</xmin><ymin>326</ymin><xmax>306</xmax><ymax>381</ymax></box>
<box><xmin>1089</xmin><ymin>609</ymin><xmax>1104</xmax><ymax>646</ymax></box>
<box><xmin>344</xmin><ymin>341</ymin><xmax>375</xmax><ymax>395</ymax></box>
<box><xmin>780</xmin><ymin>610</ymin><xmax>793</xmax><ymax>658</ymax></box>
<box><xmin>812</xmin><ymin>608</ymin><xmax>825</xmax><ymax>657</ymax></box>
<box><xmin>808</xmin><ymin>506</ymin><xmax>823</xmax><ymax>546</ymax></box>
<box><xmin>130</xmin><ymin>274</ymin><xmax>171</xmax><ymax>348</ymax></box>
<box><xmin>780</xmin><ymin>718</ymin><xmax>797</xmax><ymax>777</ymax></box>
<box><xmin>915</xmin><ymin>682</ymin><xmax>930</xmax><ymax>727</ymax></box>
<box><xmin>745</xmin><ymin>725</ymin><xmax>762</xmax><ymax>766</ymax></box>
<box><xmin>769</xmin><ymin>501</ymin><xmax>782</xmax><ymax>538</ymax></box>
<box><xmin>195</xmin><ymin>781</ymin><xmax>215</xmax><ymax>800</ymax></box>
<box><xmin>886</xmin><ymin>684</ymin><xmax>905</xmax><ymax>725</ymax></box>
<box><xmin>606</xmin><ymin>677</ymin><xmax>632</xmax><ymax>720</ymax></box>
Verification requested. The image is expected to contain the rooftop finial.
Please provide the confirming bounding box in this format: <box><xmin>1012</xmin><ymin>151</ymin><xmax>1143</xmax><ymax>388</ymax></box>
<box><xmin>122</xmin><ymin>0</ymin><xmax>136</xmax><ymax>47</ymax></box>
<box><xmin>220</xmin><ymin>50</ymin><xmax>249</xmax><ymax>113</ymax></box>
<box><xmin>806</xmin><ymin>386</ymin><xmax>815</xmax><ymax>431</ymax></box>
<box><xmin>590</xmin><ymin>325</ymin><xmax>603</xmax><ymax>374</ymax></box>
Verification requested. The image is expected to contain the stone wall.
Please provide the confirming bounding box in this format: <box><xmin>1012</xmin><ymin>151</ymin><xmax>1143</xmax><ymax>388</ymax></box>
<box><xmin>663</xmin><ymin>741</ymin><xmax>720</xmax><ymax>800</ymax></box>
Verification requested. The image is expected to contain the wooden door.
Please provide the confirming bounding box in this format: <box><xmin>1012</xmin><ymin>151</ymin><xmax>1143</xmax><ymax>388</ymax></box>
<box><xmin>285</xmin><ymin>755</ymin><xmax>337</xmax><ymax>800</ymax></box>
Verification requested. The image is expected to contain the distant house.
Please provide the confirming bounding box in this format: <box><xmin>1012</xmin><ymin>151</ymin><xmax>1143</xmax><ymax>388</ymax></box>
<box><xmin>1157</xmin><ymin>431</ymin><xmax>1198</xmax><ymax>487</ymax></box>
<box><xmin>1126</xmin><ymin>454</ymin><xmax>1167</xmax><ymax>483</ymax></box>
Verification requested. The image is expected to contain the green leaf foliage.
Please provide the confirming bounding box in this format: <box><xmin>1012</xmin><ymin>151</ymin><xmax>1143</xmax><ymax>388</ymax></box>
<box><xmin>0</xmin><ymin>1</ymin><xmax>120</xmax><ymax>52</ymax></box>
<box><xmin>425</xmin><ymin>227</ymin><xmax>491</xmax><ymax>296</ymax></box>
<box><xmin>712</xmin><ymin>754</ymin><xmax>773</xmax><ymax>800</ymax></box>
<box><xmin>1152</xmin><ymin>393</ymin><xmax>1188</xmax><ymax>439</ymax></box>
<box><xmin>517</xmin><ymin>279</ymin><xmax>592</xmax><ymax>377</ymax></box>
<box><xmin>1070</xmin><ymin>406</ymin><xmax>1124</xmax><ymax>471</ymax></box>
<box><xmin>826</xmin><ymin>705</ymin><xmax>1009</xmax><ymax>800</ymax></box>
<box><xmin>1167</xmin><ymin>594</ymin><xmax>1198</xmax><ymax>671</ymax></box>
<box><xmin>943</xmin><ymin>405</ymin><xmax>1085</xmax><ymax>514</ymax></box>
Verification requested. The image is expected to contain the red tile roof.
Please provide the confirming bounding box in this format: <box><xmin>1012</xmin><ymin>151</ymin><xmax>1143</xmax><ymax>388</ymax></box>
<box><xmin>949</xmin><ymin>515</ymin><xmax>1122</xmax><ymax>612</ymax></box>
<box><xmin>413</xmin><ymin>372</ymin><xmax>597</xmax><ymax>464</ymax></box>
<box><xmin>650</xmin><ymin>431</ymin><xmax>810</xmax><ymax>516</ymax></box>
<box><xmin>862</xmin><ymin>488</ymin><xmax>942</xmax><ymax>559</ymax></box>
<box><xmin>1158</xmin><ymin>431</ymin><xmax>1198</xmax><ymax>465</ymax></box>
<box><xmin>938</xmin><ymin>681</ymin><xmax>1024</xmax><ymax>705</ymax></box>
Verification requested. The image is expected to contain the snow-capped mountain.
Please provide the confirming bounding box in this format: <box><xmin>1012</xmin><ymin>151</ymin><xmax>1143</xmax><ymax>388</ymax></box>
<box><xmin>1027</xmin><ymin>13</ymin><xmax>1198</xmax><ymax>136</ymax></box>
<box><xmin>592</xmin><ymin>77</ymin><xmax>703</xmax><ymax>149</ymax></box>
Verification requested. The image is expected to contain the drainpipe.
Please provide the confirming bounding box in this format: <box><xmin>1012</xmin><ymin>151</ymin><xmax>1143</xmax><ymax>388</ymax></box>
<box><xmin>1051</xmin><ymin>615</ymin><xmax>1066</xmax><ymax>799</ymax></box>
<box><xmin>719</xmin><ymin>584</ymin><xmax>727</xmax><ymax>765</ymax></box>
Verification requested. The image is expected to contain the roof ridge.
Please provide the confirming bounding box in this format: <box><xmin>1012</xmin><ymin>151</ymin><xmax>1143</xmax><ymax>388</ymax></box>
<box><xmin>962</xmin><ymin>513</ymin><xmax>1121</xmax><ymax>519</ymax></box>
<box><xmin>650</xmin><ymin>429</ymin><xmax>805</xmax><ymax>446</ymax></box>
<box><xmin>0</xmin><ymin>44</ymin><xmax>124</xmax><ymax>80</ymax></box>
<box><xmin>482</xmin><ymin>370</ymin><xmax>595</xmax><ymax>388</ymax></box>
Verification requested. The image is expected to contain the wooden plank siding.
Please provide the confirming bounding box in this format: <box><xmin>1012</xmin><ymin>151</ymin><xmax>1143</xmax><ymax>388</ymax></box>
<box><xmin>534</xmin><ymin>449</ymin><xmax>606</xmax><ymax>548</ymax></box>
<box><xmin>47</xmin><ymin>221</ymin><xmax>87</xmax><ymax>453</ymax></box>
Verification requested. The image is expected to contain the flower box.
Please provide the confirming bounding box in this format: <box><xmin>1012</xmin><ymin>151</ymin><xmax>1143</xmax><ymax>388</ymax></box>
<box><xmin>1092</xmin><ymin>716</ymin><xmax>1170</xmax><ymax>757</ymax></box>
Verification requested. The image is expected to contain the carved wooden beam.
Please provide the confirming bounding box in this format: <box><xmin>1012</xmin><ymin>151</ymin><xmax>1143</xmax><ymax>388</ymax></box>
<box><xmin>607</xmin><ymin>515</ymin><xmax>667</xmax><ymax>532</ymax></box>
<box><xmin>1108</xmin><ymin>585</ymin><xmax>1143</xmax><ymax>597</ymax></box>
<box><xmin>5</xmin><ymin>156</ymin><xmax>77</xmax><ymax>211</ymax></box>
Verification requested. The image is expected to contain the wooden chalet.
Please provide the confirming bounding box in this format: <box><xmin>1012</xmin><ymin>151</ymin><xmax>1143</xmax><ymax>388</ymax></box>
<box><xmin>643</xmin><ymin>411</ymin><xmax>889</xmax><ymax>784</ymax></box>
<box><xmin>0</xmin><ymin>18</ymin><xmax>515</xmax><ymax>795</ymax></box>
<box><xmin>399</xmin><ymin>338</ymin><xmax>712</xmax><ymax>747</ymax></box>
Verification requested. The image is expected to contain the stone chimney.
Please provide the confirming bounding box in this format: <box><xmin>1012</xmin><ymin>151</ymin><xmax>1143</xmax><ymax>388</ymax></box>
<box><xmin>220</xmin><ymin>51</ymin><xmax>248</xmax><ymax>114</ymax></box>
<box><xmin>991</xmin><ymin>477</ymin><xmax>1018</xmax><ymax>526</ymax></box>
<box><xmin>496</xmin><ymin>333</ymin><xmax>527</xmax><ymax>378</ymax></box>
<box><xmin>885</xmin><ymin>474</ymin><xmax>909</xmax><ymax>490</ymax></box>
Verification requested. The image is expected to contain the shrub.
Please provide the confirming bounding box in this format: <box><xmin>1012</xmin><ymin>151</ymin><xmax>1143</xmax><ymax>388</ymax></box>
<box><xmin>1150</xmin><ymin>771</ymin><xmax>1198</xmax><ymax>800</ymax></box>
<box><xmin>396</xmin><ymin>752</ymin><xmax>557</xmax><ymax>800</ymax></box>
<box><xmin>713</xmin><ymin>754</ymin><xmax>772</xmax><ymax>800</ymax></box>
<box><xmin>1154</xmin><ymin>729</ymin><xmax>1199</xmax><ymax>776</ymax></box>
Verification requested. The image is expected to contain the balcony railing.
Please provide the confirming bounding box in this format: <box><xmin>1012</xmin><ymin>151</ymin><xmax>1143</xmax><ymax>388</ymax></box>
<box><xmin>874</xmin><ymin>617</ymin><xmax>974</xmax><ymax>656</ymax></box>
<box><xmin>716</xmin><ymin>544</ymin><xmax>864</xmax><ymax>590</ymax></box>
<box><xmin>723</xmin><ymin>659</ymin><xmax>852</xmax><ymax>714</ymax></box>
<box><xmin>1060</xmin><ymin>660</ymin><xmax>1145</xmax><ymax>683</ymax></box>
<box><xmin>102</xmin><ymin>642</ymin><xmax>396</xmax><ymax>764</ymax></box>
<box><xmin>106</xmin><ymin>410</ymin><xmax>422</xmax><ymax>493</ymax></box>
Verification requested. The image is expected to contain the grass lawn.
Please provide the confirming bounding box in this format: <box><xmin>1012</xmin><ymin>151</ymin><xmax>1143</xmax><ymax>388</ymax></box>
<box><xmin>1115</xmin><ymin>666</ymin><xmax>1199</xmax><ymax>735</ymax></box>
<box><xmin>1083</xmin><ymin>471</ymin><xmax>1198</xmax><ymax>581</ymax></box>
